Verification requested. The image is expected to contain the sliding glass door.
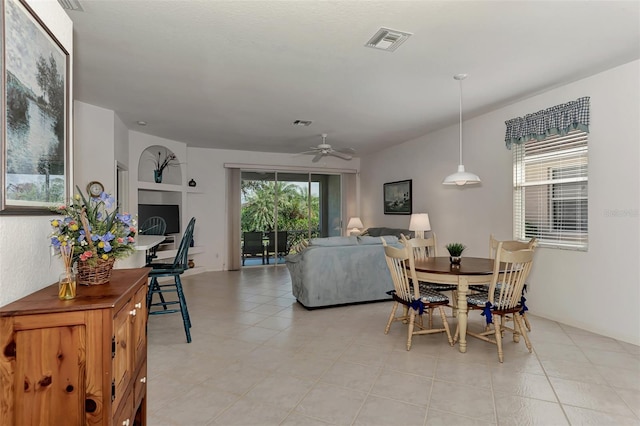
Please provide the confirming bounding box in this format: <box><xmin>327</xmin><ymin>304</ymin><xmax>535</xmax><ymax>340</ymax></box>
<box><xmin>240</xmin><ymin>171</ymin><xmax>341</xmax><ymax>267</ymax></box>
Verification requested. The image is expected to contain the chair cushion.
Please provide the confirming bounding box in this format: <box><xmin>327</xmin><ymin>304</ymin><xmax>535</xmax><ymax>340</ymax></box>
<box><xmin>469</xmin><ymin>284</ymin><xmax>489</xmax><ymax>292</ymax></box>
<box><xmin>467</xmin><ymin>291</ymin><xmax>490</xmax><ymax>307</ymax></box>
<box><xmin>466</xmin><ymin>290</ymin><xmax>514</xmax><ymax>310</ymax></box>
<box><xmin>420</xmin><ymin>282</ymin><xmax>457</xmax><ymax>291</ymax></box>
<box><xmin>417</xmin><ymin>285</ymin><xmax>450</xmax><ymax>303</ymax></box>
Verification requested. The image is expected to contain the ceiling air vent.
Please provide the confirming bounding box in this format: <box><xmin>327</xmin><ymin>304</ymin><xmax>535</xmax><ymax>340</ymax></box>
<box><xmin>57</xmin><ymin>0</ymin><xmax>84</xmax><ymax>11</ymax></box>
<box><xmin>292</xmin><ymin>120</ymin><xmax>312</xmax><ymax>127</ymax></box>
<box><xmin>365</xmin><ymin>27</ymin><xmax>412</xmax><ymax>52</ymax></box>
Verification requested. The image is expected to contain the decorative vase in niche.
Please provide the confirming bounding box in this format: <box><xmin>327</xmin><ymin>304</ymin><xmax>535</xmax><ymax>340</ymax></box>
<box><xmin>450</xmin><ymin>256</ymin><xmax>462</xmax><ymax>265</ymax></box>
<box><xmin>154</xmin><ymin>170</ymin><xmax>163</xmax><ymax>183</ymax></box>
<box><xmin>188</xmin><ymin>259</ymin><xmax>195</xmax><ymax>269</ymax></box>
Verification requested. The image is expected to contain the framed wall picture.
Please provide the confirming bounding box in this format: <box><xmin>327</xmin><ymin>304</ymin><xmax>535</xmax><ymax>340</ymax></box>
<box><xmin>383</xmin><ymin>179</ymin><xmax>412</xmax><ymax>215</ymax></box>
<box><xmin>1</xmin><ymin>0</ymin><xmax>70</xmax><ymax>214</ymax></box>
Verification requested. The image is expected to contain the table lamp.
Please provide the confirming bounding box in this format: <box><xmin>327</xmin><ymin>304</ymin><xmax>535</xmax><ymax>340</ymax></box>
<box><xmin>347</xmin><ymin>217</ymin><xmax>364</xmax><ymax>236</ymax></box>
<box><xmin>409</xmin><ymin>213</ymin><xmax>431</xmax><ymax>239</ymax></box>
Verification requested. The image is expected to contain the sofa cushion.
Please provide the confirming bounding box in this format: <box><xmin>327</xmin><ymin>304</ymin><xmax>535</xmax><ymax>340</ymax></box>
<box><xmin>309</xmin><ymin>236</ymin><xmax>358</xmax><ymax>247</ymax></box>
<box><xmin>358</xmin><ymin>235</ymin><xmax>398</xmax><ymax>245</ymax></box>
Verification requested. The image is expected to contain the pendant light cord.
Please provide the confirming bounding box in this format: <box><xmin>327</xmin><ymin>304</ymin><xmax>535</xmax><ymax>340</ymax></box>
<box><xmin>458</xmin><ymin>77</ymin><xmax>463</xmax><ymax>165</ymax></box>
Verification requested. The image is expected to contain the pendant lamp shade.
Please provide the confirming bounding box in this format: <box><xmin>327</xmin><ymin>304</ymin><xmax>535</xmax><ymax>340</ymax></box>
<box><xmin>443</xmin><ymin>74</ymin><xmax>481</xmax><ymax>186</ymax></box>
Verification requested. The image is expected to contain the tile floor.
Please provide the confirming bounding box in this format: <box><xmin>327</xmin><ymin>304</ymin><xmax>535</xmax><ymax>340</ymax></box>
<box><xmin>147</xmin><ymin>267</ymin><xmax>640</xmax><ymax>425</ymax></box>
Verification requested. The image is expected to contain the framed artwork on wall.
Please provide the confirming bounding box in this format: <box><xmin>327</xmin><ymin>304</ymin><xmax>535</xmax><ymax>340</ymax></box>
<box><xmin>383</xmin><ymin>179</ymin><xmax>412</xmax><ymax>215</ymax></box>
<box><xmin>1</xmin><ymin>0</ymin><xmax>70</xmax><ymax>214</ymax></box>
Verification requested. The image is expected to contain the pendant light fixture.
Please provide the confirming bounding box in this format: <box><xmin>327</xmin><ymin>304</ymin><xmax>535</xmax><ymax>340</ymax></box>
<box><xmin>443</xmin><ymin>74</ymin><xmax>481</xmax><ymax>186</ymax></box>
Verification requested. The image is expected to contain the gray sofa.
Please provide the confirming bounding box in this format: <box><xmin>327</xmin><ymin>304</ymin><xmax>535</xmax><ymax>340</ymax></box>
<box><xmin>285</xmin><ymin>235</ymin><xmax>402</xmax><ymax>308</ymax></box>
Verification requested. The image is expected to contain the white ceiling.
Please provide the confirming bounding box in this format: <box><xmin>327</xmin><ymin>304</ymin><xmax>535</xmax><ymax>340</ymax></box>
<box><xmin>66</xmin><ymin>1</ymin><xmax>640</xmax><ymax>157</ymax></box>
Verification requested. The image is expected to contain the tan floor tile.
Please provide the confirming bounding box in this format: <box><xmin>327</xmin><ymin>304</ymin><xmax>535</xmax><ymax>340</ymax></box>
<box><xmin>354</xmin><ymin>394</ymin><xmax>427</xmax><ymax>425</ymax></box>
<box><xmin>280</xmin><ymin>412</ymin><xmax>333</xmax><ymax>425</ymax></box>
<box><xmin>491</xmin><ymin>370</ymin><xmax>557</xmax><ymax>402</ymax></box>
<box><xmin>428</xmin><ymin>380</ymin><xmax>496</xmax><ymax>421</ymax></box>
<box><xmin>244</xmin><ymin>373</ymin><xmax>314</xmax><ymax>410</ymax></box>
<box><xmin>295</xmin><ymin>382</ymin><xmax>367</xmax><ymax>424</ymax></box>
<box><xmin>563</xmin><ymin>405</ymin><xmax>640</xmax><ymax>425</ymax></box>
<box><xmin>275</xmin><ymin>351</ymin><xmax>334</xmax><ymax>381</ymax></box>
<box><xmin>154</xmin><ymin>384</ymin><xmax>238</xmax><ymax>425</ymax></box>
<box><xmin>549</xmin><ymin>376</ymin><xmax>637</xmax><ymax>418</ymax></box>
<box><xmin>370</xmin><ymin>368</ymin><xmax>432</xmax><ymax>407</ymax></box>
<box><xmin>320</xmin><ymin>359</ymin><xmax>381</xmax><ymax>392</ymax></box>
<box><xmin>142</xmin><ymin>270</ymin><xmax>640</xmax><ymax>426</ymax></box>
<box><xmin>210</xmin><ymin>397</ymin><xmax>290</xmax><ymax>425</ymax></box>
<box><xmin>494</xmin><ymin>394</ymin><xmax>568</xmax><ymax>425</ymax></box>
<box><xmin>426</xmin><ymin>408</ymin><xmax>494</xmax><ymax>425</ymax></box>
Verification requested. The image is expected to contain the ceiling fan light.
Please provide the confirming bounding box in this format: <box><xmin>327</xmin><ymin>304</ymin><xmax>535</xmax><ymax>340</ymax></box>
<box><xmin>443</xmin><ymin>165</ymin><xmax>482</xmax><ymax>186</ymax></box>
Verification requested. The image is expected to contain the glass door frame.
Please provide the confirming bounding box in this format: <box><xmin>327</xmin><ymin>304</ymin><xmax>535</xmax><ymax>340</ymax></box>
<box><xmin>240</xmin><ymin>169</ymin><xmax>343</xmax><ymax>267</ymax></box>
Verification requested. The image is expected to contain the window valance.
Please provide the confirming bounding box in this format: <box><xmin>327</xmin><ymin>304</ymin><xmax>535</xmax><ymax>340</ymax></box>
<box><xmin>504</xmin><ymin>96</ymin><xmax>590</xmax><ymax>149</ymax></box>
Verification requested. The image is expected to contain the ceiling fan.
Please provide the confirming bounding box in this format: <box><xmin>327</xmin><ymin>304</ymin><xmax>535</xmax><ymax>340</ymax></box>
<box><xmin>297</xmin><ymin>134</ymin><xmax>355</xmax><ymax>162</ymax></box>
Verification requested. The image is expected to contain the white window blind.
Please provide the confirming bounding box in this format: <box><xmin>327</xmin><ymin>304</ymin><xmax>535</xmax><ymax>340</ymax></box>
<box><xmin>513</xmin><ymin>130</ymin><xmax>588</xmax><ymax>250</ymax></box>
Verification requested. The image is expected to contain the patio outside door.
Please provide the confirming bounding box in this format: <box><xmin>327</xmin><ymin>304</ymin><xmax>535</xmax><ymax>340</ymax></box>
<box><xmin>240</xmin><ymin>171</ymin><xmax>341</xmax><ymax>267</ymax></box>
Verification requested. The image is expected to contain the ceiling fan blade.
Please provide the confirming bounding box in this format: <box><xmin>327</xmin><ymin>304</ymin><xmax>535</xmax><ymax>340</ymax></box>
<box><xmin>329</xmin><ymin>151</ymin><xmax>353</xmax><ymax>160</ymax></box>
<box><xmin>311</xmin><ymin>153</ymin><xmax>324</xmax><ymax>163</ymax></box>
<box><xmin>335</xmin><ymin>147</ymin><xmax>356</xmax><ymax>154</ymax></box>
<box><xmin>295</xmin><ymin>150</ymin><xmax>319</xmax><ymax>155</ymax></box>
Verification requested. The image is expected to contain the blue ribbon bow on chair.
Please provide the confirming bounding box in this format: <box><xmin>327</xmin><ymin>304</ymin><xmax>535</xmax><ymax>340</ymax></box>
<box><xmin>410</xmin><ymin>299</ymin><xmax>425</xmax><ymax>315</ymax></box>
<box><xmin>481</xmin><ymin>301</ymin><xmax>493</xmax><ymax>324</ymax></box>
<box><xmin>519</xmin><ymin>295</ymin><xmax>528</xmax><ymax>315</ymax></box>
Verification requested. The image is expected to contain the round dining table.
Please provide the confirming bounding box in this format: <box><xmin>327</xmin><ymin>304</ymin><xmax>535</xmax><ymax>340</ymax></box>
<box><xmin>412</xmin><ymin>256</ymin><xmax>496</xmax><ymax>353</ymax></box>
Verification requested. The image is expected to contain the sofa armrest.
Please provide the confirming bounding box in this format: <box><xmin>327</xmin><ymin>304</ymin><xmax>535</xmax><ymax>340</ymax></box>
<box><xmin>285</xmin><ymin>252</ymin><xmax>302</xmax><ymax>263</ymax></box>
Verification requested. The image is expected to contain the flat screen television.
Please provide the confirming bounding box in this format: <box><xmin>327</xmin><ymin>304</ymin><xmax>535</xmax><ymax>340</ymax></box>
<box><xmin>138</xmin><ymin>204</ymin><xmax>180</xmax><ymax>235</ymax></box>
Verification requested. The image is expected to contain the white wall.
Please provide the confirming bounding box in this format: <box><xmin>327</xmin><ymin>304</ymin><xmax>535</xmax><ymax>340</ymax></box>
<box><xmin>360</xmin><ymin>60</ymin><xmax>640</xmax><ymax>344</ymax></box>
<box><xmin>114</xmin><ymin>113</ymin><xmax>129</xmax><ymax>168</ymax></box>
<box><xmin>0</xmin><ymin>0</ymin><xmax>73</xmax><ymax>307</ymax></box>
<box><xmin>74</xmin><ymin>101</ymin><xmax>116</xmax><ymax>193</ymax></box>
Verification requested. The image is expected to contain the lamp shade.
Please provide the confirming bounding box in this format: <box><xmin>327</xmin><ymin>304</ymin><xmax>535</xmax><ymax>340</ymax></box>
<box><xmin>346</xmin><ymin>217</ymin><xmax>364</xmax><ymax>229</ymax></box>
<box><xmin>409</xmin><ymin>213</ymin><xmax>431</xmax><ymax>232</ymax></box>
<box><xmin>442</xmin><ymin>165</ymin><xmax>482</xmax><ymax>186</ymax></box>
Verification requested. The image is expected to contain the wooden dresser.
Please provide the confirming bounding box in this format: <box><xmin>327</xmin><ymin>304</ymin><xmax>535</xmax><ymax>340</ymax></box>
<box><xmin>0</xmin><ymin>268</ymin><xmax>150</xmax><ymax>426</ymax></box>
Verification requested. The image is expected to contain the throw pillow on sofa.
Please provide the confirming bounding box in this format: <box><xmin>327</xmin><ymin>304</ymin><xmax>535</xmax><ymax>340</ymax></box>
<box><xmin>361</xmin><ymin>227</ymin><xmax>414</xmax><ymax>239</ymax></box>
<box><xmin>290</xmin><ymin>239</ymin><xmax>310</xmax><ymax>254</ymax></box>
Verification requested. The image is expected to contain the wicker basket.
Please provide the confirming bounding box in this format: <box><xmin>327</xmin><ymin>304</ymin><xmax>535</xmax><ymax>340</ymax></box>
<box><xmin>77</xmin><ymin>257</ymin><xmax>115</xmax><ymax>285</ymax></box>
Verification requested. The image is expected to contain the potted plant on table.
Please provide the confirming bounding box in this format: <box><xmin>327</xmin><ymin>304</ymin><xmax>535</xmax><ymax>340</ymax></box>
<box><xmin>445</xmin><ymin>242</ymin><xmax>466</xmax><ymax>265</ymax></box>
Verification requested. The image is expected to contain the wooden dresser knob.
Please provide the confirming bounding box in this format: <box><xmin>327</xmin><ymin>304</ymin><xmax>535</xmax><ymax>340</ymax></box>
<box><xmin>134</xmin><ymin>302</ymin><xmax>142</xmax><ymax>309</ymax></box>
<box><xmin>129</xmin><ymin>309</ymin><xmax>137</xmax><ymax>316</ymax></box>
